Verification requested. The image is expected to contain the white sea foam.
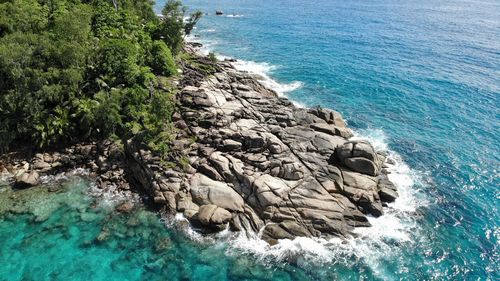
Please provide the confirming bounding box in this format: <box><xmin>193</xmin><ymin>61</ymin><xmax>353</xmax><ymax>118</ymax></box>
<box><xmin>185</xmin><ymin>33</ymin><xmax>304</xmax><ymax>98</ymax></box>
<box><xmin>39</xmin><ymin>167</ymin><xmax>90</xmax><ymax>184</ymax></box>
<box><xmin>88</xmin><ymin>181</ymin><xmax>141</xmax><ymax>210</ymax></box>
<box><xmin>221</xmin><ymin>128</ymin><xmax>428</xmax><ymax>278</ymax></box>
<box><xmin>229</xmin><ymin>59</ymin><xmax>304</xmax><ymax>96</ymax></box>
<box><xmin>226</xmin><ymin>14</ymin><xmax>244</xmax><ymax>18</ymax></box>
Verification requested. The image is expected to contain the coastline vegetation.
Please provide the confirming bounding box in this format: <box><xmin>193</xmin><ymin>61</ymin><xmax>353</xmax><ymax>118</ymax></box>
<box><xmin>0</xmin><ymin>0</ymin><xmax>201</xmax><ymax>156</ymax></box>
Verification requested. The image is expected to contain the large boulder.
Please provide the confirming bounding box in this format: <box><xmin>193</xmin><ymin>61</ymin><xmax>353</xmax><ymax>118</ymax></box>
<box><xmin>190</xmin><ymin>173</ymin><xmax>244</xmax><ymax>211</ymax></box>
<box><xmin>341</xmin><ymin>170</ymin><xmax>383</xmax><ymax>217</ymax></box>
<box><xmin>14</xmin><ymin>171</ymin><xmax>40</xmax><ymax>188</ymax></box>
<box><xmin>308</xmin><ymin>108</ymin><xmax>347</xmax><ymax>128</ymax></box>
<box><xmin>253</xmin><ymin>174</ymin><xmax>292</xmax><ymax>207</ymax></box>
<box><xmin>230</xmin><ymin>206</ymin><xmax>265</xmax><ymax>234</ymax></box>
<box><xmin>194</xmin><ymin>204</ymin><xmax>232</xmax><ymax>231</ymax></box>
<box><xmin>336</xmin><ymin>140</ymin><xmax>380</xmax><ymax>176</ymax></box>
<box><xmin>378</xmin><ymin>174</ymin><xmax>399</xmax><ymax>202</ymax></box>
<box><xmin>310</xmin><ymin>123</ymin><xmax>353</xmax><ymax>139</ymax></box>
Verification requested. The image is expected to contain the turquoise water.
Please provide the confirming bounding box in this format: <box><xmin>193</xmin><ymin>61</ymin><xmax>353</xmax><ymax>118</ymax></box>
<box><xmin>1</xmin><ymin>0</ymin><xmax>499</xmax><ymax>280</ymax></box>
<box><xmin>0</xmin><ymin>178</ymin><xmax>375</xmax><ymax>280</ymax></box>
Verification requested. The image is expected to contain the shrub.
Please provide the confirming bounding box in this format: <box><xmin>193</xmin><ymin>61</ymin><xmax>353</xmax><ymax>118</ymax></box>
<box><xmin>150</xmin><ymin>40</ymin><xmax>177</xmax><ymax>76</ymax></box>
<box><xmin>208</xmin><ymin>52</ymin><xmax>217</xmax><ymax>62</ymax></box>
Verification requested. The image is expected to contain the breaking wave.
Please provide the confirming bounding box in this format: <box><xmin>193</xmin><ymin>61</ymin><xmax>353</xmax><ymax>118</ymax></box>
<box><xmin>165</xmin><ymin>128</ymin><xmax>428</xmax><ymax>279</ymax></box>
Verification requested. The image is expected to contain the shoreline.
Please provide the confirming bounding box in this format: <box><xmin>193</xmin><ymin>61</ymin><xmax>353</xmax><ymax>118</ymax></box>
<box><xmin>0</xmin><ymin>43</ymin><xmax>399</xmax><ymax>244</ymax></box>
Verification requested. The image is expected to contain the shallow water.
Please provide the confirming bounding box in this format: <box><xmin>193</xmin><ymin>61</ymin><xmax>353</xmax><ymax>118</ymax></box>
<box><xmin>0</xmin><ymin>178</ymin><xmax>380</xmax><ymax>281</ymax></box>
<box><xmin>1</xmin><ymin>0</ymin><xmax>499</xmax><ymax>280</ymax></box>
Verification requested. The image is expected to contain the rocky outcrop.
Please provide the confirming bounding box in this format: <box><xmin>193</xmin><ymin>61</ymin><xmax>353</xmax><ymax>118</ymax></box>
<box><xmin>1</xmin><ymin>140</ymin><xmax>129</xmax><ymax>192</ymax></box>
<box><xmin>124</xmin><ymin>47</ymin><xmax>399</xmax><ymax>243</ymax></box>
<box><xmin>0</xmin><ymin>45</ymin><xmax>399</xmax><ymax>244</ymax></box>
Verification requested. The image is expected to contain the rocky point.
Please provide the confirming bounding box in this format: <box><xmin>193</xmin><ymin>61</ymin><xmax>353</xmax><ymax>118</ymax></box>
<box><xmin>124</xmin><ymin>45</ymin><xmax>399</xmax><ymax>244</ymax></box>
<box><xmin>0</xmin><ymin>46</ymin><xmax>399</xmax><ymax>245</ymax></box>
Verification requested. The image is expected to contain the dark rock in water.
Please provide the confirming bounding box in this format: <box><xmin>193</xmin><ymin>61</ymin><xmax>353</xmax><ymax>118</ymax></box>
<box><xmin>261</xmin><ymin>221</ymin><xmax>312</xmax><ymax>243</ymax></box>
<box><xmin>378</xmin><ymin>174</ymin><xmax>399</xmax><ymax>202</ymax></box>
<box><xmin>191</xmin><ymin>42</ymin><xmax>203</xmax><ymax>48</ymax></box>
<box><xmin>96</xmin><ymin>229</ymin><xmax>110</xmax><ymax>243</ymax></box>
<box><xmin>261</xmin><ymin>223</ymin><xmax>295</xmax><ymax>243</ymax></box>
<box><xmin>48</xmin><ymin>184</ymin><xmax>65</xmax><ymax>193</ymax></box>
<box><xmin>115</xmin><ymin>201</ymin><xmax>134</xmax><ymax>213</ymax></box>
<box><xmin>14</xmin><ymin>171</ymin><xmax>40</xmax><ymax>188</ymax></box>
<box><xmin>154</xmin><ymin>237</ymin><xmax>172</xmax><ymax>253</ymax></box>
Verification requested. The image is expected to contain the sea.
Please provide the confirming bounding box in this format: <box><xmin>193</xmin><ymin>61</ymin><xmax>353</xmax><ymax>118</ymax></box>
<box><xmin>0</xmin><ymin>0</ymin><xmax>498</xmax><ymax>280</ymax></box>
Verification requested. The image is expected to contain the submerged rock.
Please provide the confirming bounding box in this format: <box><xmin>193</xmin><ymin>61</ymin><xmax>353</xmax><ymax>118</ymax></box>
<box><xmin>115</xmin><ymin>201</ymin><xmax>134</xmax><ymax>213</ymax></box>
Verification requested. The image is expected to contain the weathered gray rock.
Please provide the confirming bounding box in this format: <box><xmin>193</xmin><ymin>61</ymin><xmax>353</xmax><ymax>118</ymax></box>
<box><xmin>344</xmin><ymin>157</ymin><xmax>378</xmax><ymax>176</ymax></box>
<box><xmin>190</xmin><ymin>173</ymin><xmax>244</xmax><ymax>211</ymax></box>
<box><xmin>33</xmin><ymin>160</ymin><xmax>51</xmax><ymax>171</ymax></box>
<box><xmin>222</xmin><ymin>139</ymin><xmax>242</xmax><ymax>151</ymax></box>
<box><xmin>253</xmin><ymin>174</ymin><xmax>292</xmax><ymax>207</ymax></box>
<box><xmin>336</xmin><ymin>140</ymin><xmax>380</xmax><ymax>176</ymax></box>
<box><xmin>115</xmin><ymin>201</ymin><xmax>134</xmax><ymax>213</ymax></box>
<box><xmin>378</xmin><ymin>174</ymin><xmax>399</xmax><ymax>202</ymax></box>
<box><xmin>195</xmin><ymin>204</ymin><xmax>232</xmax><ymax>231</ymax></box>
<box><xmin>308</xmin><ymin>108</ymin><xmax>347</xmax><ymax>127</ymax></box>
<box><xmin>341</xmin><ymin>170</ymin><xmax>383</xmax><ymax>217</ymax></box>
<box><xmin>310</xmin><ymin>123</ymin><xmax>353</xmax><ymax>138</ymax></box>
<box><xmin>14</xmin><ymin>171</ymin><xmax>40</xmax><ymax>188</ymax></box>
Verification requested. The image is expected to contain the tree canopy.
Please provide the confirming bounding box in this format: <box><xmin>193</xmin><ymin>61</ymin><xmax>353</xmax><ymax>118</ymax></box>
<box><xmin>0</xmin><ymin>0</ymin><xmax>202</xmax><ymax>154</ymax></box>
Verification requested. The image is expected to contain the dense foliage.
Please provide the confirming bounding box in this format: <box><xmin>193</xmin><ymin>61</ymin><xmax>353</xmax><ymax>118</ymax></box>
<box><xmin>0</xmin><ymin>0</ymin><xmax>201</xmax><ymax>154</ymax></box>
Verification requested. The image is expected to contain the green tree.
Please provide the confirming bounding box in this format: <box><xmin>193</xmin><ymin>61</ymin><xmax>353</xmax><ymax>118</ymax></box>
<box><xmin>149</xmin><ymin>40</ymin><xmax>177</xmax><ymax>76</ymax></box>
<box><xmin>184</xmin><ymin>11</ymin><xmax>203</xmax><ymax>37</ymax></box>
<box><xmin>94</xmin><ymin>38</ymin><xmax>140</xmax><ymax>87</ymax></box>
<box><xmin>156</xmin><ymin>0</ymin><xmax>185</xmax><ymax>55</ymax></box>
<box><xmin>156</xmin><ymin>0</ymin><xmax>202</xmax><ymax>55</ymax></box>
<box><xmin>0</xmin><ymin>0</ymin><xmax>201</xmax><ymax>153</ymax></box>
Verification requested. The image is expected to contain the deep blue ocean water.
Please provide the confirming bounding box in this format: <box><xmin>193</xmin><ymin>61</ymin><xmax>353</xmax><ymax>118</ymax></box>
<box><xmin>1</xmin><ymin>0</ymin><xmax>499</xmax><ymax>280</ymax></box>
